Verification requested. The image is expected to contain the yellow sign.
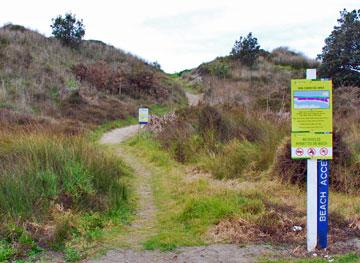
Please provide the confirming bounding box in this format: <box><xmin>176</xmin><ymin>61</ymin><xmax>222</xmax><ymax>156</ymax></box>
<box><xmin>291</xmin><ymin>80</ymin><xmax>333</xmax><ymax>159</ymax></box>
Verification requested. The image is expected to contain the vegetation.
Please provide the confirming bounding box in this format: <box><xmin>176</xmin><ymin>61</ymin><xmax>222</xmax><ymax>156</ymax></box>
<box><xmin>230</xmin><ymin>32</ymin><xmax>261</xmax><ymax>67</ymax></box>
<box><xmin>1</xmin><ymin>8</ymin><xmax>360</xmax><ymax>261</ymax></box>
<box><xmin>0</xmin><ymin>24</ymin><xmax>186</xmax><ymax>127</ymax></box>
<box><xmin>125</xmin><ymin>132</ymin><xmax>360</xmax><ymax>256</ymax></box>
<box><xmin>0</xmin><ymin>128</ymin><xmax>133</xmax><ymax>260</ymax></box>
<box><xmin>51</xmin><ymin>13</ymin><xmax>85</xmax><ymax>48</ymax></box>
<box><xmin>318</xmin><ymin>9</ymin><xmax>360</xmax><ymax>87</ymax></box>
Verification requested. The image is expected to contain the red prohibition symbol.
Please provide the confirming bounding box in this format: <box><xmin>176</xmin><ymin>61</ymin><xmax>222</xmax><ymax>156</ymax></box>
<box><xmin>307</xmin><ymin>148</ymin><xmax>316</xmax><ymax>156</ymax></box>
<box><xmin>320</xmin><ymin>147</ymin><xmax>328</xmax><ymax>156</ymax></box>
<box><xmin>296</xmin><ymin>148</ymin><xmax>304</xmax><ymax>156</ymax></box>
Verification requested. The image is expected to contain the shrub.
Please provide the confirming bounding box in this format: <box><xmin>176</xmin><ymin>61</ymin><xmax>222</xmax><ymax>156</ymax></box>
<box><xmin>271</xmin><ymin>131</ymin><xmax>360</xmax><ymax>193</ymax></box>
<box><xmin>51</xmin><ymin>13</ymin><xmax>85</xmax><ymax>48</ymax></box>
<box><xmin>318</xmin><ymin>9</ymin><xmax>360</xmax><ymax>87</ymax></box>
<box><xmin>270</xmin><ymin>47</ymin><xmax>319</xmax><ymax>69</ymax></box>
<box><xmin>230</xmin><ymin>32</ymin><xmax>261</xmax><ymax>67</ymax></box>
<box><xmin>73</xmin><ymin>61</ymin><xmax>168</xmax><ymax>101</ymax></box>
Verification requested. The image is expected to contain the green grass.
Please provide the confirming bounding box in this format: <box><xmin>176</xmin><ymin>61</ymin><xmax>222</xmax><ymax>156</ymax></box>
<box><xmin>0</xmin><ymin>131</ymin><xmax>134</xmax><ymax>260</ymax></box>
<box><xmin>125</xmin><ymin>133</ymin><xmax>265</xmax><ymax>250</ymax></box>
<box><xmin>149</xmin><ymin>104</ymin><xmax>171</xmax><ymax>116</ymax></box>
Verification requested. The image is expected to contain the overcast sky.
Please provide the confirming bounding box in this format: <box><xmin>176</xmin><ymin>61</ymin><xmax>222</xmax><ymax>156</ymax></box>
<box><xmin>0</xmin><ymin>0</ymin><xmax>358</xmax><ymax>72</ymax></box>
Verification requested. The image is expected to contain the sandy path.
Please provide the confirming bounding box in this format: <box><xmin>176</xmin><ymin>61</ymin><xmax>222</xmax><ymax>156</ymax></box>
<box><xmin>88</xmin><ymin>244</ymin><xmax>284</xmax><ymax>263</ymax></box>
<box><xmin>186</xmin><ymin>92</ymin><xmax>203</xmax><ymax>106</ymax></box>
<box><xmin>100</xmin><ymin>124</ymin><xmax>139</xmax><ymax>144</ymax></box>
<box><xmin>99</xmin><ymin>124</ymin><xmax>156</xmax><ymax>250</ymax></box>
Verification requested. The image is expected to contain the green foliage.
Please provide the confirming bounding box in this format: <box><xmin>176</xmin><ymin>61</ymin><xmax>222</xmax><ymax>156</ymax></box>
<box><xmin>230</xmin><ymin>32</ymin><xmax>261</xmax><ymax>67</ymax></box>
<box><xmin>0</xmin><ymin>133</ymin><xmax>131</xmax><ymax>219</ymax></box>
<box><xmin>318</xmin><ymin>9</ymin><xmax>360</xmax><ymax>87</ymax></box>
<box><xmin>0</xmin><ymin>240</ymin><xmax>15</xmax><ymax>261</ymax></box>
<box><xmin>200</xmin><ymin>60</ymin><xmax>230</xmax><ymax>78</ymax></box>
<box><xmin>64</xmin><ymin>247</ymin><xmax>81</xmax><ymax>262</ymax></box>
<box><xmin>209</xmin><ymin>140</ymin><xmax>260</xmax><ymax>179</ymax></box>
<box><xmin>51</xmin><ymin>13</ymin><xmax>85</xmax><ymax>48</ymax></box>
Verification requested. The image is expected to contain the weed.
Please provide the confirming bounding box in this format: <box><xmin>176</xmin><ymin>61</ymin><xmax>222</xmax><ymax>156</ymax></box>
<box><xmin>0</xmin><ymin>240</ymin><xmax>15</xmax><ymax>261</ymax></box>
<box><xmin>64</xmin><ymin>247</ymin><xmax>81</xmax><ymax>262</ymax></box>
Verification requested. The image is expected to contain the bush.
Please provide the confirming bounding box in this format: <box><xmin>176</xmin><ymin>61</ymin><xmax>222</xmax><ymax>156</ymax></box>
<box><xmin>270</xmin><ymin>47</ymin><xmax>319</xmax><ymax>69</ymax></box>
<box><xmin>318</xmin><ymin>9</ymin><xmax>360</xmax><ymax>87</ymax></box>
<box><xmin>230</xmin><ymin>32</ymin><xmax>261</xmax><ymax>67</ymax></box>
<box><xmin>271</xmin><ymin>131</ymin><xmax>360</xmax><ymax>193</ymax></box>
<box><xmin>73</xmin><ymin>61</ymin><xmax>168</xmax><ymax>101</ymax></box>
<box><xmin>51</xmin><ymin>13</ymin><xmax>85</xmax><ymax>48</ymax></box>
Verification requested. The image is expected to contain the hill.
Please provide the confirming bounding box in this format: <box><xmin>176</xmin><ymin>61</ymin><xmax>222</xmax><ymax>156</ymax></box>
<box><xmin>168</xmin><ymin>47</ymin><xmax>360</xmax><ymax>191</ymax></box>
<box><xmin>0</xmin><ymin>24</ymin><xmax>186</xmax><ymax>128</ymax></box>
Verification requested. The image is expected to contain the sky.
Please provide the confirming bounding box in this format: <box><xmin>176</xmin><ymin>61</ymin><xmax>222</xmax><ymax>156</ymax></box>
<box><xmin>0</xmin><ymin>0</ymin><xmax>358</xmax><ymax>73</ymax></box>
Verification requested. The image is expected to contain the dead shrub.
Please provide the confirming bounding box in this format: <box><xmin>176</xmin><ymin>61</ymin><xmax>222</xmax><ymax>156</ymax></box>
<box><xmin>73</xmin><ymin>61</ymin><xmax>169</xmax><ymax>101</ymax></box>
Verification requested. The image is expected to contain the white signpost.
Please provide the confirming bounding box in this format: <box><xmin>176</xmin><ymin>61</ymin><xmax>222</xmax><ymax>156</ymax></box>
<box><xmin>306</xmin><ymin>69</ymin><xmax>318</xmax><ymax>252</ymax></box>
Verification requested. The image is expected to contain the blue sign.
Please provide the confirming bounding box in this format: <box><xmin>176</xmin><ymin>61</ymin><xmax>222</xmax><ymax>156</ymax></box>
<box><xmin>317</xmin><ymin>160</ymin><xmax>330</xmax><ymax>248</ymax></box>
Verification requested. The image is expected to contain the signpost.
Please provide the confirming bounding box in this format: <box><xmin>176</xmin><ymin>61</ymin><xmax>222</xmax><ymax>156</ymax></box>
<box><xmin>291</xmin><ymin>69</ymin><xmax>332</xmax><ymax>251</ymax></box>
<box><xmin>138</xmin><ymin>107</ymin><xmax>149</xmax><ymax>125</ymax></box>
<box><xmin>138</xmin><ymin>107</ymin><xmax>149</xmax><ymax>140</ymax></box>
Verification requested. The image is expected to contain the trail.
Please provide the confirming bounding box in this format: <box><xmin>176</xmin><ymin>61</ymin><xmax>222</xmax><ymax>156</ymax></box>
<box><xmin>186</xmin><ymin>92</ymin><xmax>203</xmax><ymax>106</ymax></box>
<box><xmin>89</xmin><ymin>93</ymin><xmax>287</xmax><ymax>262</ymax></box>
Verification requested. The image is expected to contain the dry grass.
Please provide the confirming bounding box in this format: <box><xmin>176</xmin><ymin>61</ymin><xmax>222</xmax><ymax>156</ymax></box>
<box><xmin>0</xmin><ymin>24</ymin><xmax>186</xmax><ymax>125</ymax></box>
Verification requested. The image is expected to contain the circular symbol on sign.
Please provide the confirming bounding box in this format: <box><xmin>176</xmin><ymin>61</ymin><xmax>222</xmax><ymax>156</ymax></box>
<box><xmin>296</xmin><ymin>148</ymin><xmax>304</xmax><ymax>156</ymax></box>
<box><xmin>320</xmin><ymin>147</ymin><xmax>328</xmax><ymax>156</ymax></box>
<box><xmin>307</xmin><ymin>148</ymin><xmax>316</xmax><ymax>156</ymax></box>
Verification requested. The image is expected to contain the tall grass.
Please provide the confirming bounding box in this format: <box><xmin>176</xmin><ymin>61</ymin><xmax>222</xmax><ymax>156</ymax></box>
<box><xmin>0</xmin><ymin>131</ymin><xmax>131</xmax><ymax>220</ymax></box>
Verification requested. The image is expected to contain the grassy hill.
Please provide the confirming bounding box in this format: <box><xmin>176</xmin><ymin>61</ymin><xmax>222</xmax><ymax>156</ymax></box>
<box><xmin>0</xmin><ymin>24</ymin><xmax>187</xmax><ymax>261</ymax></box>
<box><xmin>165</xmin><ymin>47</ymin><xmax>360</xmax><ymax>191</ymax></box>
<box><xmin>0</xmin><ymin>24</ymin><xmax>186</xmax><ymax>128</ymax></box>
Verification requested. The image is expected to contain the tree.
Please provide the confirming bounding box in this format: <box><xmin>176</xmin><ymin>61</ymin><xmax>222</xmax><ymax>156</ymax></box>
<box><xmin>230</xmin><ymin>32</ymin><xmax>261</xmax><ymax>67</ymax></box>
<box><xmin>51</xmin><ymin>13</ymin><xmax>85</xmax><ymax>48</ymax></box>
<box><xmin>318</xmin><ymin>9</ymin><xmax>360</xmax><ymax>87</ymax></box>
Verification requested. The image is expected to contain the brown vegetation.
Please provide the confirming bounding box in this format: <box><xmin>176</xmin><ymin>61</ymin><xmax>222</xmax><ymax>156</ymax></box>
<box><xmin>0</xmin><ymin>24</ymin><xmax>185</xmax><ymax>127</ymax></box>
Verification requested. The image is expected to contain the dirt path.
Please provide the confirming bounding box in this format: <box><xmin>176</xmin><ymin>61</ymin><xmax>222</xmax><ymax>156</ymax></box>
<box><xmin>88</xmin><ymin>244</ymin><xmax>285</xmax><ymax>263</ymax></box>
<box><xmin>93</xmin><ymin>123</ymin><xmax>285</xmax><ymax>263</ymax></box>
<box><xmin>100</xmin><ymin>124</ymin><xmax>139</xmax><ymax>144</ymax></box>
<box><xmin>186</xmin><ymin>92</ymin><xmax>203</xmax><ymax>106</ymax></box>
<box><xmin>99</xmin><ymin>125</ymin><xmax>156</xmax><ymax>250</ymax></box>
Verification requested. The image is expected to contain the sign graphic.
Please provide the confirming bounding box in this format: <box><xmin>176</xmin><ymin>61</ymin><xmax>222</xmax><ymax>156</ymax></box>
<box><xmin>307</xmin><ymin>148</ymin><xmax>316</xmax><ymax>156</ymax></box>
<box><xmin>320</xmin><ymin>147</ymin><xmax>328</xmax><ymax>156</ymax></box>
<box><xmin>317</xmin><ymin>160</ymin><xmax>330</xmax><ymax>248</ymax></box>
<box><xmin>138</xmin><ymin>108</ymin><xmax>149</xmax><ymax>124</ymax></box>
<box><xmin>296</xmin><ymin>148</ymin><xmax>304</xmax><ymax>156</ymax></box>
<box><xmin>291</xmin><ymin>80</ymin><xmax>333</xmax><ymax>159</ymax></box>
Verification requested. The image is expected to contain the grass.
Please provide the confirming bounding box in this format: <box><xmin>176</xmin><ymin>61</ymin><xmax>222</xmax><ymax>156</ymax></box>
<box><xmin>124</xmin><ymin>132</ymin><xmax>360</xmax><ymax>258</ymax></box>
<box><xmin>125</xmin><ymin>133</ymin><xmax>266</xmax><ymax>250</ymax></box>
<box><xmin>0</xmin><ymin>130</ymin><xmax>134</xmax><ymax>261</ymax></box>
